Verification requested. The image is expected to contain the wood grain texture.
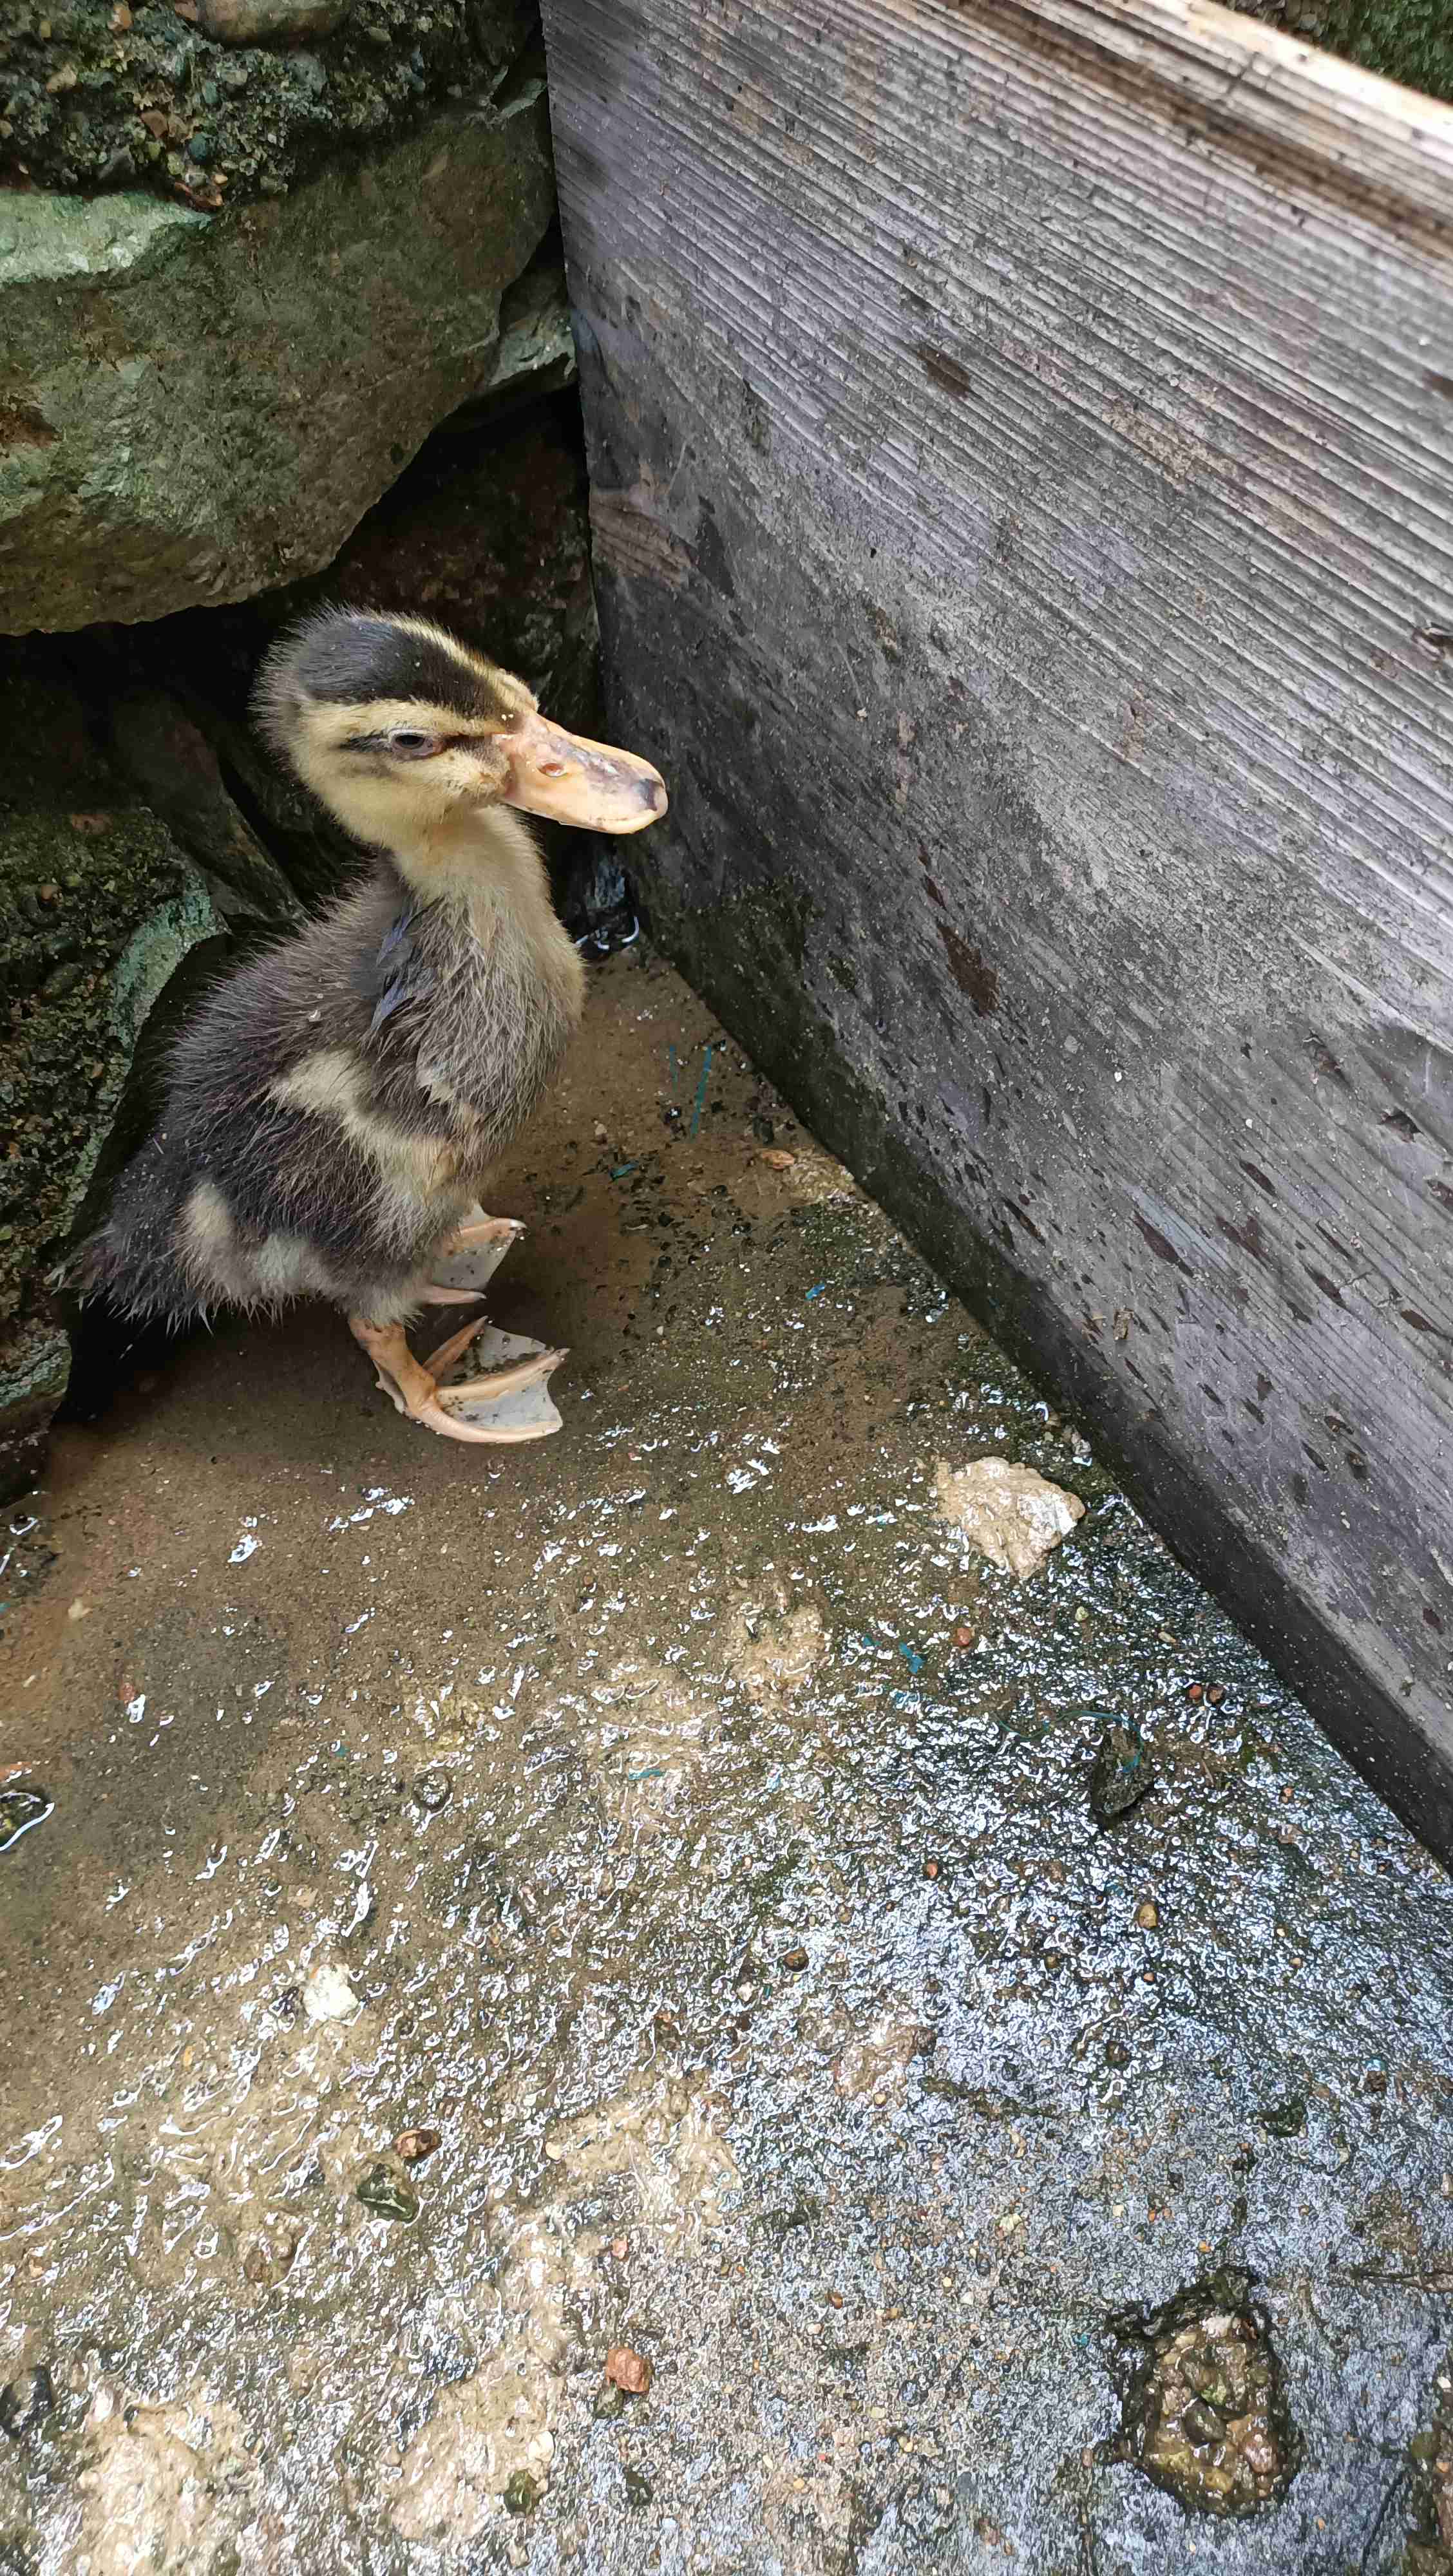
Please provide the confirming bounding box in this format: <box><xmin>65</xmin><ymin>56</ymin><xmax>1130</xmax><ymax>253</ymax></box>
<box><xmin>541</xmin><ymin>0</ymin><xmax>1453</xmax><ymax>1853</ymax></box>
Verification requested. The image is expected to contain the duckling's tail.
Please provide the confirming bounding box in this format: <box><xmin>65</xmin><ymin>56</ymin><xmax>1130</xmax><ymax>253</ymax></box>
<box><xmin>73</xmin><ymin>1137</ymin><xmax>205</xmax><ymax>1330</ymax></box>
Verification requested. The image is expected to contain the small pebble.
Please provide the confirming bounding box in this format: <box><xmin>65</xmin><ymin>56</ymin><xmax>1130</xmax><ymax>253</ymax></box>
<box><xmin>242</xmin><ymin>2216</ymin><xmax>301</xmax><ymax>2286</ymax></box>
<box><xmin>1182</xmin><ymin>2398</ymin><xmax>1226</xmax><ymax>2447</ymax></box>
<box><xmin>412</xmin><ymin>1770</ymin><xmax>451</xmax><ymax>1814</ymax></box>
<box><xmin>302</xmin><ymin>1962</ymin><xmax>359</xmax><ymax>2022</ymax></box>
<box><xmin>196</xmin><ymin>0</ymin><xmax>347</xmax><ymax>36</ymax></box>
<box><xmin>502</xmin><ymin>2470</ymin><xmax>538</xmax><ymax>2515</ymax></box>
<box><xmin>604</xmin><ymin>2345</ymin><xmax>652</xmax><ymax>2395</ymax></box>
<box><xmin>394</xmin><ymin>2128</ymin><xmax>441</xmax><ymax>2163</ymax></box>
<box><xmin>1134</xmin><ymin>1900</ymin><xmax>1159</xmax><ymax>1930</ymax></box>
<box><xmin>783</xmin><ymin>1947</ymin><xmax>808</xmax><ymax>1971</ymax></box>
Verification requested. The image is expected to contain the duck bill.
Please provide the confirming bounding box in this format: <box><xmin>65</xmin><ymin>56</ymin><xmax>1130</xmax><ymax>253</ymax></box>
<box><xmin>501</xmin><ymin>715</ymin><xmax>668</xmax><ymax>835</ymax></box>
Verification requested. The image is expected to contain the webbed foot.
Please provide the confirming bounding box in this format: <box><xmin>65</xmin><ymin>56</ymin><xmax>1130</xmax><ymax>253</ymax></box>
<box><xmin>350</xmin><ymin>1312</ymin><xmax>565</xmax><ymax>1445</ymax></box>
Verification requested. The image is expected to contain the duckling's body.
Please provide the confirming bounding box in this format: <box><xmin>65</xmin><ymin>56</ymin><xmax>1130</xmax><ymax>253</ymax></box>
<box><xmin>81</xmin><ymin>610</ymin><xmax>666</xmax><ymax>1444</ymax></box>
<box><xmin>90</xmin><ymin>816</ymin><xmax>583</xmax><ymax>1331</ymax></box>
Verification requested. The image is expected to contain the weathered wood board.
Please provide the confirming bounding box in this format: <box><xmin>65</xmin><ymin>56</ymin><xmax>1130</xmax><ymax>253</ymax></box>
<box><xmin>540</xmin><ymin>0</ymin><xmax>1453</xmax><ymax>1855</ymax></box>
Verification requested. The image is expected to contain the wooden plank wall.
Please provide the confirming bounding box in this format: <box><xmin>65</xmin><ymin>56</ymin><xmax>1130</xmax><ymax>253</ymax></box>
<box><xmin>540</xmin><ymin>0</ymin><xmax>1453</xmax><ymax>1855</ymax></box>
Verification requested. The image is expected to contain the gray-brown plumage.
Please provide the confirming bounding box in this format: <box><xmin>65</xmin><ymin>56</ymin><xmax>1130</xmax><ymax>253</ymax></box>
<box><xmin>79</xmin><ymin>609</ymin><xmax>667</xmax><ymax>1445</ymax></box>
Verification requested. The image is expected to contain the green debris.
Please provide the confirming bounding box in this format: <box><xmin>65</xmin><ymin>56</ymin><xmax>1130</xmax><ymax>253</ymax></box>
<box><xmin>355</xmin><ymin>2163</ymin><xmax>419</xmax><ymax>2223</ymax></box>
<box><xmin>0</xmin><ymin>1784</ymin><xmax>53</xmax><ymax>1855</ymax></box>
<box><xmin>1103</xmin><ymin>2268</ymin><xmax>1302</xmax><ymax>2519</ymax></box>
<box><xmin>1088</xmin><ymin>1718</ymin><xmax>1155</xmax><ymax>1825</ymax></box>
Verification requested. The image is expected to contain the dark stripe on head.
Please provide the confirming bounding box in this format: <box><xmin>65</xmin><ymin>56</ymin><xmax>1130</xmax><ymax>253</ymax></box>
<box><xmin>254</xmin><ymin>609</ymin><xmax>511</xmax><ymax>735</ymax></box>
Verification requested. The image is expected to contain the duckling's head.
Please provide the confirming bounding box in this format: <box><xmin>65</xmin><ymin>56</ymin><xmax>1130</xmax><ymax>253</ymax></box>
<box><xmin>254</xmin><ymin>609</ymin><xmax>667</xmax><ymax>864</ymax></box>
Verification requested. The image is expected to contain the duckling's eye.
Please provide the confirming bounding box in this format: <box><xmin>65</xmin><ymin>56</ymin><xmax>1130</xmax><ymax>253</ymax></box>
<box><xmin>389</xmin><ymin>728</ymin><xmax>444</xmax><ymax>759</ymax></box>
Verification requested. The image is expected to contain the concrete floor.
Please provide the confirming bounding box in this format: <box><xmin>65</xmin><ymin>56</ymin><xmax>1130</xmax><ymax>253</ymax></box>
<box><xmin>1</xmin><ymin>947</ymin><xmax>1450</xmax><ymax>2575</ymax></box>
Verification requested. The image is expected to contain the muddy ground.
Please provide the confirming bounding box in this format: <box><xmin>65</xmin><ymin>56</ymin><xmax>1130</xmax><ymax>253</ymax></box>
<box><xmin>1</xmin><ymin>947</ymin><xmax>1450</xmax><ymax>2575</ymax></box>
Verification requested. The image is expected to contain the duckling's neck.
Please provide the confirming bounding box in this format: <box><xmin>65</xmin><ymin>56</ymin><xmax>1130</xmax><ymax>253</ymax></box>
<box><xmin>383</xmin><ymin>805</ymin><xmax>585</xmax><ymax>1028</ymax></box>
<box><xmin>386</xmin><ymin>804</ymin><xmax>554</xmax><ymax>933</ymax></box>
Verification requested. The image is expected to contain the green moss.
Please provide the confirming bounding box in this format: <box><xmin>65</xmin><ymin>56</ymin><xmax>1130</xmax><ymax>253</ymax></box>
<box><xmin>0</xmin><ymin>0</ymin><xmax>538</xmax><ymax>206</ymax></box>
<box><xmin>1231</xmin><ymin>0</ymin><xmax>1453</xmax><ymax>102</ymax></box>
<box><xmin>0</xmin><ymin>805</ymin><xmax>218</xmax><ymax>1405</ymax></box>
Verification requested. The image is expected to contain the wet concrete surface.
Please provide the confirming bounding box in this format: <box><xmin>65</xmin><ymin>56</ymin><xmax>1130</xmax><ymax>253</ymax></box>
<box><xmin>1</xmin><ymin>947</ymin><xmax>1450</xmax><ymax>2575</ymax></box>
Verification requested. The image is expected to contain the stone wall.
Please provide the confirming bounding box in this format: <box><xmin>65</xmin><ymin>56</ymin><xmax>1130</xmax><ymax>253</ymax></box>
<box><xmin>0</xmin><ymin>0</ymin><xmax>605</xmax><ymax>1493</ymax></box>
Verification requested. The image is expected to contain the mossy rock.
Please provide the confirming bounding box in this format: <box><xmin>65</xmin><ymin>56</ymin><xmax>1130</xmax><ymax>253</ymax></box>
<box><xmin>0</xmin><ymin>804</ymin><xmax>221</xmax><ymax>1493</ymax></box>
<box><xmin>0</xmin><ymin>0</ymin><xmax>536</xmax><ymax>207</ymax></box>
<box><xmin>0</xmin><ymin>82</ymin><xmax>555</xmax><ymax>630</ymax></box>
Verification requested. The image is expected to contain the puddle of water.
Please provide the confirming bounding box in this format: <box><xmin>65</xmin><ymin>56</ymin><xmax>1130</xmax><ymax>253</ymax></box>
<box><xmin>0</xmin><ymin>952</ymin><xmax>1448</xmax><ymax>2574</ymax></box>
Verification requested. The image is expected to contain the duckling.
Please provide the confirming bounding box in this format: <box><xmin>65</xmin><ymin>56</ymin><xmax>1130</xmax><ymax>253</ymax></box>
<box><xmin>79</xmin><ymin>609</ymin><xmax>667</xmax><ymax>1445</ymax></box>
